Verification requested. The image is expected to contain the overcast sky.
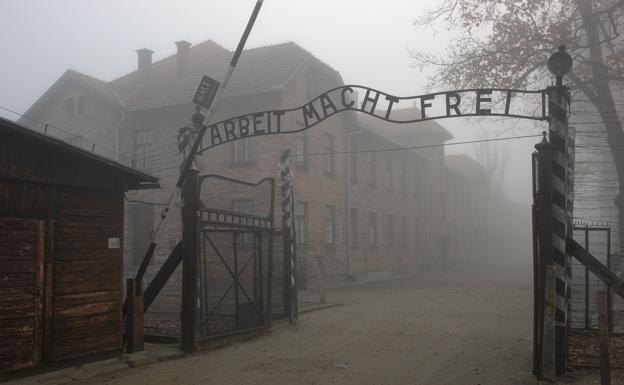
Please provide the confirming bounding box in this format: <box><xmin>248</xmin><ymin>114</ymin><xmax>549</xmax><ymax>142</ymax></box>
<box><xmin>0</xmin><ymin>0</ymin><xmax>541</xmax><ymax>204</ymax></box>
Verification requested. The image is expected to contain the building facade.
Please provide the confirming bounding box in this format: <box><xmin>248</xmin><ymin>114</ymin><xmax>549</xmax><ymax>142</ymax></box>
<box><xmin>444</xmin><ymin>154</ymin><xmax>488</xmax><ymax>267</ymax></box>
<box><xmin>22</xmin><ymin>40</ymin><xmax>457</xmax><ymax>285</ymax></box>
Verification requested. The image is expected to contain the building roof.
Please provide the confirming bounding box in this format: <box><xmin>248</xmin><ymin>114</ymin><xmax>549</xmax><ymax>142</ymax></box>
<box><xmin>445</xmin><ymin>154</ymin><xmax>486</xmax><ymax>180</ymax></box>
<box><xmin>0</xmin><ymin>116</ymin><xmax>158</xmax><ymax>187</ymax></box>
<box><xmin>358</xmin><ymin>107</ymin><xmax>454</xmax><ymax>145</ymax></box>
<box><xmin>109</xmin><ymin>40</ymin><xmax>331</xmax><ymax>111</ymax></box>
<box><xmin>20</xmin><ymin>70</ymin><xmax>125</xmax><ymax>126</ymax></box>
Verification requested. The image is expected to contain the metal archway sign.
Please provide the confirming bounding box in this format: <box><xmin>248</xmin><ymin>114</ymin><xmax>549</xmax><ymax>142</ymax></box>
<box><xmin>196</xmin><ymin>85</ymin><xmax>547</xmax><ymax>153</ymax></box>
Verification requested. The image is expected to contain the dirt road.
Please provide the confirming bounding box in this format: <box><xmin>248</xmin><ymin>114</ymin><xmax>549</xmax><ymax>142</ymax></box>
<box><xmin>76</xmin><ymin>261</ymin><xmax>541</xmax><ymax>385</ymax></box>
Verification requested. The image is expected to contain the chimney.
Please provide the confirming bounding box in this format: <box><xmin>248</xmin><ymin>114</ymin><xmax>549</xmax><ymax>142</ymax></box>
<box><xmin>175</xmin><ymin>41</ymin><xmax>191</xmax><ymax>79</ymax></box>
<box><xmin>136</xmin><ymin>48</ymin><xmax>154</xmax><ymax>80</ymax></box>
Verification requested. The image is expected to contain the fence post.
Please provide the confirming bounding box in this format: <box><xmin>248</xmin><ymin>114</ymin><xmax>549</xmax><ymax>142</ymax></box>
<box><xmin>181</xmin><ymin>169</ymin><xmax>199</xmax><ymax>352</ymax></box>
<box><xmin>598</xmin><ymin>290</ymin><xmax>611</xmax><ymax>385</ymax></box>
<box><xmin>585</xmin><ymin>225</ymin><xmax>590</xmax><ymax>329</ymax></box>
<box><xmin>126</xmin><ymin>278</ymin><xmax>144</xmax><ymax>353</ymax></box>
<box><xmin>531</xmin><ymin>151</ymin><xmax>540</xmax><ymax>375</ymax></box>
<box><xmin>607</xmin><ymin>228</ymin><xmax>613</xmax><ymax>333</ymax></box>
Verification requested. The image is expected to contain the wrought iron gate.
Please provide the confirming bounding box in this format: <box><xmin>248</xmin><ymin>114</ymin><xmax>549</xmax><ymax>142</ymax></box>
<box><xmin>196</xmin><ymin>174</ymin><xmax>276</xmax><ymax>339</ymax></box>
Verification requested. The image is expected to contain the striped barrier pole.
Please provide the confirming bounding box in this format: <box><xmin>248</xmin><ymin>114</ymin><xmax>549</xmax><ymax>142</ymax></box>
<box><xmin>546</xmin><ymin>45</ymin><xmax>573</xmax><ymax>372</ymax></box>
<box><xmin>279</xmin><ymin>150</ymin><xmax>297</xmax><ymax>323</ymax></box>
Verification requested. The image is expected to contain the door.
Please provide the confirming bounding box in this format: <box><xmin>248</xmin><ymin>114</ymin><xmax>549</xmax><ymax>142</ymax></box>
<box><xmin>0</xmin><ymin>218</ymin><xmax>44</xmax><ymax>372</ymax></box>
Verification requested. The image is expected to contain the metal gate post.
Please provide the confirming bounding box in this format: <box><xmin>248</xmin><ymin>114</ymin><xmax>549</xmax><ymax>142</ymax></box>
<box><xmin>546</xmin><ymin>45</ymin><xmax>573</xmax><ymax>374</ymax></box>
<box><xmin>585</xmin><ymin>225</ymin><xmax>590</xmax><ymax>329</ymax></box>
<box><xmin>535</xmin><ymin>135</ymin><xmax>555</xmax><ymax>380</ymax></box>
<box><xmin>181</xmin><ymin>169</ymin><xmax>199</xmax><ymax>352</ymax></box>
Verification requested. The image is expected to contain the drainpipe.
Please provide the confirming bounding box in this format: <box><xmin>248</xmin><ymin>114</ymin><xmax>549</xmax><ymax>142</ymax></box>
<box><xmin>111</xmin><ymin>91</ymin><xmax>126</xmax><ymax>163</ymax></box>
<box><xmin>115</xmin><ymin>110</ymin><xmax>124</xmax><ymax>162</ymax></box>
<box><xmin>345</xmin><ymin>122</ymin><xmax>362</xmax><ymax>278</ymax></box>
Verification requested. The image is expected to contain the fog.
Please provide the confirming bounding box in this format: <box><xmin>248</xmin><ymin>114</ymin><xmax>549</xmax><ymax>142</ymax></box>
<box><xmin>3</xmin><ymin>2</ymin><xmax>594</xmax><ymax>384</ymax></box>
<box><xmin>0</xmin><ymin>0</ymin><xmax>537</xmax><ymax>206</ymax></box>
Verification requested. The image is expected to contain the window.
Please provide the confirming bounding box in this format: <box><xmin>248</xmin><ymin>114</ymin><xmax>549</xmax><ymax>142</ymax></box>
<box><xmin>295</xmin><ymin>200</ymin><xmax>308</xmax><ymax>244</ymax></box>
<box><xmin>65</xmin><ymin>95</ymin><xmax>85</xmax><ymax>116</ymax></box>
<box><xmin>400</xmin><ymin>162</ymin><xmax>407</xmax><ymax>195</ymax></box>
<box><xmin>232</xmin><ymin>199</ymin><xmax>255</xmax><ymax>244</ymax></box>
<box><xmin>323</xmin><ymin>133</ymin><xmax>335</xmax><ymax>175</ymax></box>
<box><xmin>349</xmin><ymin>208</ymin><xmax>358</xmax><ymax>248</ymax></box>
<box><xmin>232</xmin><ymin>137</ymin><xmax>256</xmax><ymax>164</ymax></box>
<box><xmin>295</xmin><ymin>133</ymin><xmax>306</xmax><ymax>166</ymax></box>
<box><xmin>368</xmin><ymin>152</ymin><xmax>376</xmax><ymax>187</ymax></box>
<box><xmin>385</xmin><ymin>157</ymin><xmax>393</xmax><ymax>190</ymax></box>
<box><xmin>325</xmin><ymin>205</ymin><xmax>336</xmax><ymax>245</ymax></box>
<box><xmin>401</xmin><ymin>216</ymin><xmax>408</xmax><ymax>247</ymax></box>
<box><xmin>135</xmin><ymin>131</ymin><xmax>152</xmax><ymax>170</ymax></box>
<box><xmin>349</xmin><ymin>144</ymin><xmax>357</xmax><ymax>182</ymax></box>
<box><xmin>385</xmin><ymin>213</ymin><xmax>394</xmax><ymax>248</ymax></box>
<box><xmin>368</xmin><ymin>211</ymin><xmax>377</xmax><ymax>245</ymax></box>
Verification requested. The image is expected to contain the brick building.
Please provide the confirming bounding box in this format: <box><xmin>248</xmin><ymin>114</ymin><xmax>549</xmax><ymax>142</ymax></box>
<box><xmin>444</xmin><ymin>154</ymin><xmax>488</xmax><ymax>267</ymax></box>
<box><xmin>21</xmin><ymin>40</ymin><xmax>459</xmax><ymax>295</ymax></box>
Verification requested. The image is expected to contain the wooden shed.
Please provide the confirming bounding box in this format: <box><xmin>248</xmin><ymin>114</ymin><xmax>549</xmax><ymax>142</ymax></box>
<box><xmin>0</xmin><ymin>117</ymin><xmax>158</xmax><ymax>373</ymax></box>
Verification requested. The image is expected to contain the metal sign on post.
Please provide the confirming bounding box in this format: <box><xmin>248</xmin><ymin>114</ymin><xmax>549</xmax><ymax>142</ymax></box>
<box><xmin>195</xmin><ymin>86</ymin><xmax>548</xmax><ymax>154</ymax></box>
<box><xmin>193</xmin><ymin>76</ymin><xmax>220</xmax><ymax>110</ymax></box>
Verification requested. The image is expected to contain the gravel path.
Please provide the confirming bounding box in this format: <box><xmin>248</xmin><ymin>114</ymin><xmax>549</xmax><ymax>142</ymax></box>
<box><xmin>71</xmin><ymin>260</ymin><xmax>578</xmax><ymax>385</ymax></box>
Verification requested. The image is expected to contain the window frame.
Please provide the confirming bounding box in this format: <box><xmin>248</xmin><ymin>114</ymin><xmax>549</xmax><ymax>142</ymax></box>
<box><xmin>232</xmin><ymin>137</ymin><xmax>257</xmax><ymax>164</ymax></box>
<box><xmin>295</xmin><ymin>200</ymin><xmax>308</xmax><ymax>245</ymax></box>
<box><xmin>135</xmin><ymin>130</ymin><xmax>153</xmax><ymax>171</ymax></box>
<box><xmin>349</xmin><ymin>207</ymin><xmax>358</xmax><ymax>248</ymax></box>
<box><xmin>323</xmin><ymin>132</ymin><xmax>335</xmax><ymax>176</ymax></box>
<box><xmin>324</xmin><ymin>204</ymin><xmax>336</xmax><ymax>245</ymax></box>
<box><xmin>231</xmin><ymin>199</ymin><xmax>255</xmax><ymax>244</ymax></box>
<box><xmin>368</xmin><ymin>152</ymin><xmax>376</xmax><ymax>188</ymax></box>
<box><xmin>368</xmin><ymin>211</ymin><xmax>378</xmax><ymax>246</ymax></box>
<box><xmin>295</xmin><ymin>133</ymin><xmax>307</xmax><ymax>167</ymax></box>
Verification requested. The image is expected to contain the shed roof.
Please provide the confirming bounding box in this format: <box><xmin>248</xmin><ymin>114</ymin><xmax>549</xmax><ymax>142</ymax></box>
<box><xmin>0</xmin><ymin>116</ymin><xmax>158</xmax><ymax>189</ymax></box>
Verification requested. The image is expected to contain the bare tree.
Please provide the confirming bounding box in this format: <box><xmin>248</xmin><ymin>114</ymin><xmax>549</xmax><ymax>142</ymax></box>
<box><xmin>474</xmin><ymin>138</ymin><xmax>510</xmax><ymax>196</ymax></box>
<box><xmin>412</xmin><ymin>0</ymin><xmax>624</xmax><ymax>251</ymax></box>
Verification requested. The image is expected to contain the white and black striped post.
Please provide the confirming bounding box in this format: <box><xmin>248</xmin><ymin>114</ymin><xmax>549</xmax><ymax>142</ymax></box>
<box><xmin>279</xmin><ymin>150</ymin><xmax>297</xmax><ymax>323</ymax></box>
<box><xmin>546</xmin><ymin>45</ymin><xmax>573</xmax><ymax>375</ymax></box>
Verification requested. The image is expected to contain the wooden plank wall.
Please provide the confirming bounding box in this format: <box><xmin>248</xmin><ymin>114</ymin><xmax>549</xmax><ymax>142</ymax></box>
<box><xmin>0</xmin><ymin>218</ymin><xmax>44</xmax><ymax>372</ymax></box>
<box><xmin>52</xmin><ymin>186</ymin><xmax>123</xmax><ymax>361</ymax></box>
<box><xmin>2</xmin><ymin>177</ymin><xmax>126</xmax><ymax>364</ymax></box>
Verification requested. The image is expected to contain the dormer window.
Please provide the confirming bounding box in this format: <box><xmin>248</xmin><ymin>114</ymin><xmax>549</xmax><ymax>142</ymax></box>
<box><xmin>65</xmin><ymin>96</ymin><xmax>85</xmax><ymax>116</ymax></box>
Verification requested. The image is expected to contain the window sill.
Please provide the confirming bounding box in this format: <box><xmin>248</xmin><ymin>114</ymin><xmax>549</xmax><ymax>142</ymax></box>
<box><xmin>229</xmin><ymin>160</ymin><xmax>257</xmax><ymax>167</ymax></box>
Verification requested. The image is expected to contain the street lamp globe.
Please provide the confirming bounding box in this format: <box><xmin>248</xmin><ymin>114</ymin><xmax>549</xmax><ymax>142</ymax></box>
<box><xmin>547</xmin><ymin>45</ymin><xmax>573</xmax><ymax>77</ymax></box>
